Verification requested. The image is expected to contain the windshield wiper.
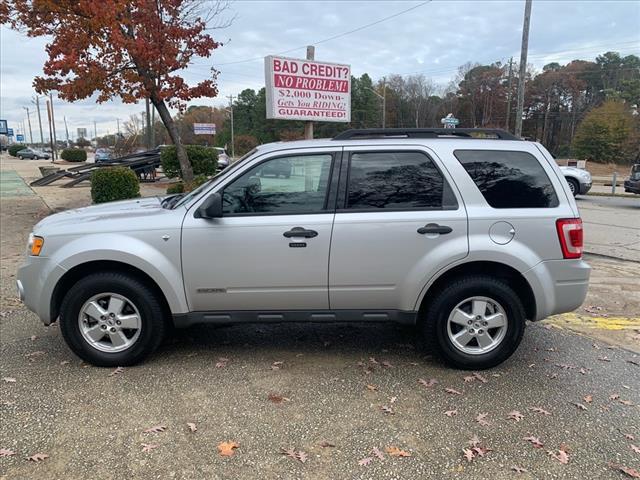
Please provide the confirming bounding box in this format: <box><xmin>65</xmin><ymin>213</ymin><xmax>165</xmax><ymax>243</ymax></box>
<box><xmin>161</xmin><ymin>194</ymin><xmax>184</xmax><ymax>209</ymax></box>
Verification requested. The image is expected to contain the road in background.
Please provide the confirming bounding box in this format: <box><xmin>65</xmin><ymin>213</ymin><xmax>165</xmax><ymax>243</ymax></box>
<box><xmin>577</xmin><ymin>195</ymin><xmax>640</xmax><ymax>262</ymax></box>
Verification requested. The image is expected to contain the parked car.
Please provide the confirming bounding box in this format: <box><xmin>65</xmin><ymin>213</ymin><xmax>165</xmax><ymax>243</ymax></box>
<box><xmin>17</xmin><ymin>128</ymin><xmax>590</xmax><ymax>369</ymax></box>
<box><xmin>214</xmin><ymin>147</ymin><xmax>231</xmax><ymax>169</ymax></box>
<box><xmin>559</xmin><ymin>166</ymin><xmax>592</xmax><ymax>197</ymax></box>
<box><xmin>624</xmin><ymin>163</ymin><xmax>640</xmax><ymax>194</ymax></box>
<box><xmin>16</xmin><ymin>148</ymin><xmax>50</xmax><ymax>160</ymax></box>
<box><xmin>94</xmin><ymin>148</ymin><xmax>113</xmax><ymax>163</ymax></box>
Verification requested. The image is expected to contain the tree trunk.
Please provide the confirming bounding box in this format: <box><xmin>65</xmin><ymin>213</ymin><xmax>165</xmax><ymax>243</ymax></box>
<box><xmin>152</xmin><ymin>98</ymin><xmax>194</xmax><ymax>183</ymax></box>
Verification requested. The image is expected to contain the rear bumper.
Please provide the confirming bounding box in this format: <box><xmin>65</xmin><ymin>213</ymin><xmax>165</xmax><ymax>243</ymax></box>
<box><xmin>624</xmin><ymin>181</ymin><xmax>640</xmax><ymax>194</ymax></box>
<box><xmin>523</xmin><ymin>259</ymin><xmax>591</xmax><ymax>321</ymax></box>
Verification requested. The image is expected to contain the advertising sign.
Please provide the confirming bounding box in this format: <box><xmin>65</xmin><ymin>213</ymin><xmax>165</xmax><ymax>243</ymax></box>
<box><xmin>193</xmin><ymin>123</ymin><xmax>216</xmax><ymax>135</ymax></box>
<box><xmin>441</xmin><ymin>113</ymin><xmax>460</xmax><ymax>129</ymax></box>
<box><xmin>0</xmin><ymin>120</ymin><xmax>7</xmax><ymax>135</ymax></box>
<box><xmin>265</xmin><ymin>56</ymin><xmax>351</xmax><ymax>122</ymax></box>
<box><xmin>16</xmin><ymin>134</ymin><xmax>25</xmax><ymax>142</ymax></box>
<box><xmin>7</xmin><ymin>128</ymin><xmax>13</xmax><ymax>137</ymax></box>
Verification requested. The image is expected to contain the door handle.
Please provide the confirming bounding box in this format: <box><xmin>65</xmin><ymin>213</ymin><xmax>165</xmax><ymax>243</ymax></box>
<box><xmin>283</xmin><ymin>227</ymin><xmax>318</xmax><ymax>238</ymax></box>
<box><xmin>417</xmin><ymin>223</ymin><xmax>453</xmax><ymax>235</ymax></box>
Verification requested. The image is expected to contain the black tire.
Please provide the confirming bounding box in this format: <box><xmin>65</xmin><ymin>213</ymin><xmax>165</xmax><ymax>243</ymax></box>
<box><xmin>18</xmin><ymin>155</ymin><xmax>23</xmax><ymax>160</ymax></box>
<box><xmin>59</xmin><ymin>272</ymin><xmax>166</xmax><ymax>367</ymax></box>
<box><xmin>421</xmin><ymin>275</ymin><xmax>526</xmax><ymax>370</ymax></box>
<box><xmin>566</xmin><ymin>177</ymin><xmax>579</xmax><ymax>197</ymax></box>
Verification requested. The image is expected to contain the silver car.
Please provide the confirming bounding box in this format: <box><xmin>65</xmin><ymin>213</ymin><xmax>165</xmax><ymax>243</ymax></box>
<box><xmin>560</xmin><ymin>166</ymin><xmax>592</xmax><ymax>196</ymax></box>
<box><xmin>17</xmin><ymin>128</ymin><xmax>590</xmax><ymax>369</ymax></box>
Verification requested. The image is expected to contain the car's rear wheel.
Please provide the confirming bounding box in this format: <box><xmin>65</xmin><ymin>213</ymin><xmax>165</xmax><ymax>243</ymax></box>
<box><xmin>59</xmin><ymin>272</ymin><xmax>166</xmax><ymax>366</ymax></box>
<box><xmin>421</xmin><ymin>275</ymin><xmax>525</xmax><ymax>369</ymax></box>
<box><xmin>566</xmin><ymin>177</ymin><xmax>579</xmax><ymax>197</ymax></box>
<box><xmin>18</xmin><ymin>155</ymin><xmax>23</xmax><ymax>160</ymax></box>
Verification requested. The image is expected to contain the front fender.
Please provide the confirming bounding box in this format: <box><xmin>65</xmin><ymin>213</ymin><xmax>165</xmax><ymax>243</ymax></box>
<box><xmin>49</xmin><ymin>232</ymin><xmax>188</xmax><ymax>315</ymax></box>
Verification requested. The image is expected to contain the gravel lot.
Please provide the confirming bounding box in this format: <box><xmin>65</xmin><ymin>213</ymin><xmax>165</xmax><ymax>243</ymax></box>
<box><xmin>1</xmin><ymin>156</ymin><xmax>639</xmax><ymax>479</ymax></box>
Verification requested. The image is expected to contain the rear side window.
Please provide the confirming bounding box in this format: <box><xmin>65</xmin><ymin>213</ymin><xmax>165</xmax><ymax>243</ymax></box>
<box><xmin>454</xmin><ymin>150</ymin><xmax>559</xmax><ymax>208</ymax></box>
<box><xmin>345</xmin><ymin>151</ymin><xmax>457</xmax><ymax>210</ymax></box>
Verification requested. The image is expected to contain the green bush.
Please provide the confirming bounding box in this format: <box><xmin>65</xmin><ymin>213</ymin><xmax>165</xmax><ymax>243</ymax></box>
<box><xmin>165</xmin><ymin>175</ymin><xmax>209</xmax><ymax>195</ymax></box>
<box><xmin>8</xmin><ymin>144</ymin><xmax>24</xmax><ymax>157</ymax></box>
<box><xmin>161</xmin><ymin>145</ymin><xmax>218</xmax><ymax>179</ymax></box>
<box><xmin>166</xmin><ymin>182</ymin><xmax>184</xmax><ymax>194</ymax></box>
<box><xmin>91</xmin><ymin>167</ymin><xmax>140</xmax><ymax>204</ymax></box>
<box><xmin>61</xmin><ymin>148</ymin><xmax>87</xmax><ymax>162</ymax></box>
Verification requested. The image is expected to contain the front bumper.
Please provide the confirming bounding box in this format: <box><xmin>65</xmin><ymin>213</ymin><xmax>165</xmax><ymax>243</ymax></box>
<box><xmin>523</xmin><ymin>258</ymin><xmax>591</xmax><ymax>321</ymax></box>
<box><xmin>579</xmin><ymin>182</ymin><xmax>592</xmax><ymax>195</ymax></box>
<box><xmin>16</xmin><ymin>255</ymin><xmax>67</xmax><ymax>325</ymax></box>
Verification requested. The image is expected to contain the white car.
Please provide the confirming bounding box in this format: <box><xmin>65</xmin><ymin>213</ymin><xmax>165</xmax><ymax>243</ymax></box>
<box><xmin>215</xmin><ymin>147</ymin><xmax>231</xmax><ymax>169</ymax></box>
<box><xmin>559</xmin><ymin>166</ymin><xmax>592</xmax><ymax>197</ymax></box>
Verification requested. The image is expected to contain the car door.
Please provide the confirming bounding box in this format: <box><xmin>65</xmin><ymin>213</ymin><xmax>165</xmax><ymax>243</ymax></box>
<box><xmin>181</xmin><ymin>149</ymin><xmax>339</xmax><ymax>312</ymax></box>
<box><xmin>329</xmin><ymin>146</ymin><xmax>468</xmax><ymax>312</ymax></box>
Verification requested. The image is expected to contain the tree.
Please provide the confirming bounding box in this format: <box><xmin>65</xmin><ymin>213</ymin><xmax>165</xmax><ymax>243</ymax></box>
<box><xmin>5</xmin><ymin>0</ymin><xmax>229</xmax><ymax>182</ymax></box>
<box><xmin>572</xmin><ymin>100</ymin><xmax>639</xmax><ymax>164</ymax></box>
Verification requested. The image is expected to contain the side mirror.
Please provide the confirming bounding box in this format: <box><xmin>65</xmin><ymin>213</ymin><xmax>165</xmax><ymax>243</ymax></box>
<box><xmin>194</xmin><ymin>193</ymin><xmax>223</xmax><ymax>219</ymax></box>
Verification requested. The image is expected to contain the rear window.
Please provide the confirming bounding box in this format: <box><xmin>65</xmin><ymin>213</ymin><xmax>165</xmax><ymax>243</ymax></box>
<box><xmin>454</xmin><ymin>150</ymin><xmax>559</xmax><ymax>208</ymax></box>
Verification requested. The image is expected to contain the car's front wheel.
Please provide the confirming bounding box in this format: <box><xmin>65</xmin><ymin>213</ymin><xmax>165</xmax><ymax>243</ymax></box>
<box><xmin>422</xmin><ymin>275</ymin><xmax>526</xmax><ymax>369</ymax></box>
<box><xmin>566</xmin><ymin>177</ymin><xmax>579</xmax><ymax>197</ymax></box>
<box><xmin>59</xmin><ymin>272</ymin><xmax>167</xmax><ymax>366</ymax></box>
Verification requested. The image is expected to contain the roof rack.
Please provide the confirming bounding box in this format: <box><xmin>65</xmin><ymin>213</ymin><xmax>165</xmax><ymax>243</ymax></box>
<box><xmin>332</xmin><ymin>128</ymin><xmax>520</xmax><ymax>141</ymax></box>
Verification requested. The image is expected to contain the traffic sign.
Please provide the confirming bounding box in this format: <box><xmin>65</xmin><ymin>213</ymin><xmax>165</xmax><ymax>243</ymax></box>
<box><xmin>16</xmin><ymin>134</ymin><xmax>25</xmax><ymax>142</ymax></box>
<box><xmin>441</xmin><ymin>113</ymin><xmax>459</xmax><ymax>129</ymax></box>
<box><xmin>193</xmin><ymin>123</ymin><xmax>216</xmax><ymax>135</ymax></box>
<box><xmin>7</xmin><ymin>128</ymin><xmax>13</xmax><ymax>137</ymax></box>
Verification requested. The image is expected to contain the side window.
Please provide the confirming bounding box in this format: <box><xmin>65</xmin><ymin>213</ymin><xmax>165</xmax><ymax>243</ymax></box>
<box><xmin>454</xmin><ymin>150</ymin><xmax>559</xmax><ymax>208</ymax></box>
<box><xmin>222</xmin><ymin>154</ymin><xmax>333</xmax><ymax>214</ymax></box>
<box><xmin>345</xmin><ymin>151</ymin><xmax>457</xmax><ymax>210</ymax></box>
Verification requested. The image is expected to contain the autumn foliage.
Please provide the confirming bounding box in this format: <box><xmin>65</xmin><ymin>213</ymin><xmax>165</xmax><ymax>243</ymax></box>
<box><xmin>4</xmin><ymin>0</ymin><xmax>224</xmax><ymax>182</ymax></box>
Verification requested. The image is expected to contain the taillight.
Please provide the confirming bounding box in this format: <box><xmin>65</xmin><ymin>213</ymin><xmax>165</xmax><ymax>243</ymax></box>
<box><xmin>556</xmin><ymin>218</ymin><xmax>583</xmax><ymax>259</ymax></box>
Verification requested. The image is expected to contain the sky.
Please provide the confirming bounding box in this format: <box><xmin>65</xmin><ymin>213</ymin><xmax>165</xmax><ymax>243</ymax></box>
<box><xmin>1</xmin><ymin>0</ymin><xmax>639</xmax><ymax>141</ymax></box>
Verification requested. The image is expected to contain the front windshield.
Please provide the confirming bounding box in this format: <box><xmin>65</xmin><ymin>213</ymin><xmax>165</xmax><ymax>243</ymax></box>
<box><xmin>171</xmin><ymin>148</ymin><xmax>259</xmax><ymax>209</ymax></box>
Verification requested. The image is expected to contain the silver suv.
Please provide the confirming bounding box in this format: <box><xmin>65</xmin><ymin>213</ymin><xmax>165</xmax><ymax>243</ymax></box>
<box><xmin>17</xmin><ymin>128</ymin><xmax>590</xmax><ymax>369</ymax></box>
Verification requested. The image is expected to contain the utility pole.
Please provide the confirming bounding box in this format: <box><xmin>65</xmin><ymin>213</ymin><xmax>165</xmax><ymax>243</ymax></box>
<box><xmin>49</xmin><ymin>93</ymin><xmax>58</xmax><ymax>159</ymax></box>
<box><xmin>304</xmin><ymin>45</ymin><xmax>315</xmax><ymax>139</ymax></box>
<box><xmin>515</xmin><ymin>0</ymin><xmax>532</xmax><ymax>138</ymax></box>
<box><xmin>94</xmin><ymin>120</ymin><xmax>98</xmax><ymax>145</ymax></box>
<box><xmin>505</xmin><ymin>57</ymin><xmax>514</xmax><ymax>131</ymax></box>
<box><xmin>45</xmin><ymin>98</ymin><xmax>55</xmax><ymax>162</ymax></box>
<box><xmin>33</xmin><ymin>96</ymin><xmax>45</xmax><ymax>145</ymax></box>
<box><xmin>145</xmin><ymin>98</ymin><xmax>152</xmax><ymax>150</ymax></box>
<box><xmin>227</xmin><ymin>95</ymin><xmax>235</xmax><ymax>158</ymax></box>
<box><xmin>23</xmin><ymin>107</ymin><xmax>33</xmax><ymax>144</ymax></box>
<box><xmin>63</xmin><ymin>116</ymin><xmax>70</xmax><ymax>146</ymax></box>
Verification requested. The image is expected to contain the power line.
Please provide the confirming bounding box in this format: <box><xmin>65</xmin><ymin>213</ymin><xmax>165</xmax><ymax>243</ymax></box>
<box><xmin>209</xmin><ymin>1</ymin><xmax>432</xmax><ymax>67</ymax></box>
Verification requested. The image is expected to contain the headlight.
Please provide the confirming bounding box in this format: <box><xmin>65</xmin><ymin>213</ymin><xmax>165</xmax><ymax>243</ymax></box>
<box><xmin>27</xmin><ymin>233</ymin><xmax>44</xmax><ymax>256</ymax></box>
<box><xmin>579</xmin><ymin>170</ymin><xmax>592</xmax><ymax>181</ymax></box>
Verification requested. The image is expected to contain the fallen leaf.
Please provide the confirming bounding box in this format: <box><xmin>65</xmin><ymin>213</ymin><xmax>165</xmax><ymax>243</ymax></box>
<box><xmin>418</xmin><ymin>378</ymin><xmax>437</xmax><ymax>388</ymax></box>
<box><xmin>215</xmin><ymin>357</ymin><xmax>229</xmax><ymax>368</ymax></box>
<box><xmin>2</xmin><ymin>377</ymin><xmax>16</xmax><ymax>383</ymax></box>
<box><xmin>610</xmin><ymin>394</ymin><xmax>620</xmax><ymax>401</ymax></box>
<box><xmin>186</xmin><ymin>422</ymin><xmax>197</xmax><ymax>432</ymax></box>
<box><xmin>572</xmin><ymin>402</ymin><xmax>588</xmax><ymax>411</ymax></box>
<box><xmin>268</xmin><ymin>393</ymin><xmax>290</xmax><ymax>404</ymax></box>
<box><xmin>30</xmin><ymin>335</ymin><xmax>37</xmax><ymax>341</ymax></box>
<box><xmin>462</xmin><ymin>448</ymin><xmax>475</xmax><ymax>462</ymax></box>
<box><xmin>59</xmin><ymin>360</ymin><xmax>69</xmax><ymax>366</ymax></box>
<box><xmin>380</xmin><ymin>405</ymin><xmax>394</xmax><ymax>415</ymax></box>
<box><xmin>445</xmin><ymin>387</ymin><xmax>462</xmax><ymax>395</ymax></box>
<box><xmin>366</xmin><ymin>384</ymin><xmax>378</xmax><ymax>391</ymax></box>
<box><xmin>473</xmin><ymin>446</ymin><xmax>491</xmax><ymax>457</ymax></box>
<box><xmin>143</xmin><ymin>425</ymin><xmax>167</xmax><ymax>433</ymax></box>
<box><xmin>631</xmin><ymin>444</ymin><xmax>640</xmax><ymax>454</ymax></box>
<box><xmin>476</xmin><ymin>413</ymin><xmax>491</xmax><ymax>426</ymax></box>
<box><xmin>608</xmin><ymin>463</ymin><xmax>640</xmax><ymax>479</ymax></box>
<box><xmin>389</xmin><ymin>396</ymin><xmax>397</xmax><ymax>404</ymax></box>
<box><xmin>318</xmin><ymin>441</ymin><xmax>335</xmax><ymax>448</ymax></box>
<box><xmin>619</xmin><ymin>399</ymin><xmax>634</xmax><ymax>406</ymax></box>
<box><xmin>25</xmin><ymin>351</ymin><xmax>45</xmax><ymax>358</ymax></box>
<box><xmin>583</xmin><ymin>395</ymin><xmax>593</xmax><ymax>403</ymax></box>
<box><xmin>141</xmin><ymin>443</ymin><xmax>158</xmax><ymax>453</ymax></box>
<box><xmin>444</xmin><ymin>409</ymin><xmax>458</xmax><ymax>417</ymax></box>
<box><xmin>468</xmin><ymin>435</ymin><xmax>481</xmax><ymax>447</ymax></box>
<box><xmin>381</xmin><ymin>361</ymin><xmax>393</xmax><ymax>368</ymax></box>
<box><xmin>218</xmin><ymin>441</ymin><xmax>239</xmax><ymax>457</ymax></box>
<box><xmin>372</xmin><ymin>446</ymin><xmax>385</xmax><ymax>460</ymax></box>
<box><xmin>271</xmin><ymin>361</ymin><xmax>284</xmax><ymax>370</ymax></box>
<box><xmin>358</xmin><ymin>457</ymin><xmax>373</xmax><ymax>466</ymax></box>
<box><xmin>27</xmin><ymin>453</ymin><xmax>48</xmax><ymax>462</ymax></box>
<box><xmin>463</xmin><ymin>375</ymin><xmax>475</xmax><ymax>383</ymax></box>
<box><xmin>624</xmin><ymin>434</ymin><xmax>635</xmax><ymax>441</ymax></box>
<box><xmin>524</xmin><ymin>436</ymin><xmax>544</xmax><ymax>449</ymax></box>
<box><xmin>511</xmin><ymin>466</ymin><xmax>527</xmax><ymax>473</ymax></box>
<box><xmin>530</xmin><ymin>406</ymin><xmax>551</xmax><ymax>416</ymax></box>
<box><xmin>369</xmin><ymin>357</ymin><xmax>379</xmax><ymax>365</ymax></box>
<box><xmin>0</xmin><ymin>448</ymin><xmax>15</xmax><ymax>457</ymax></box>
<box><xmin>108</xmin><ymin>366</ymin><xmax>124</xmax><ymax>377</ymax></box>
<box><xmin>281</xmin><ymin>447</ymin><xmax>306</xmax><ymax>463</ymax></box>
<box><xmin>598</xmin><ymin>356</ymin><xmax>611</xmax><ymax>362</ymax></box>
<box><xmin>385</xmin><ymin>446</ymin><xmax>411</xmax><ymax>457</ymax></box>
<box><xmin>473</xmin><ymin>372</ymin><xmax>488</xmax><ymax>383</ymax></box>
<box><xmin>508</xmin><ymin>410</ymin><xmax>524</xmax><ymax>422</ymax></box>
<box><xmin>548</xmin><ymin>448</ymin><xmax>569</xmax><ymax>464</ymax></box>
